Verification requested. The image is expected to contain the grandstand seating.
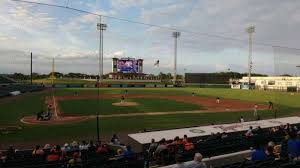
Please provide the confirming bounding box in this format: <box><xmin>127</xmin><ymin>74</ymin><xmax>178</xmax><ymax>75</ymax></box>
<box><xmin>0</xmin><ymin>123</ymin><xmax>298</xmax><ymax>168</ymax></box>
<box><xmin>0</xmin><ymin>148</ymin><xmax>145</xmax><ymax>168</ymax></box>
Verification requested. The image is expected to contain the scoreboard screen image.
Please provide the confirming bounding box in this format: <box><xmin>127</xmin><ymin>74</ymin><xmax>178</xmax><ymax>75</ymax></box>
<box><xmin>117</xmin><ymin>59</ymin><xmax>138</xmax><ymax>73</ymax></box>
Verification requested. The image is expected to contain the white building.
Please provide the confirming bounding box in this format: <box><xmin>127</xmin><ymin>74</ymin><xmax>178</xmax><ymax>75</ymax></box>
<box><xmin>232</xmin><ymin>76</ymin><xmax>300</xmax><ymax>91</ymax></box>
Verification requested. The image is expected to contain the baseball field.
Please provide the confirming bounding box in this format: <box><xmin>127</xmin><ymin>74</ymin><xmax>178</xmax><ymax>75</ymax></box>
<box><xmin>0</xmin><ymin>87</ymin><xmax>299</xmax><ymax>148</ymax></box>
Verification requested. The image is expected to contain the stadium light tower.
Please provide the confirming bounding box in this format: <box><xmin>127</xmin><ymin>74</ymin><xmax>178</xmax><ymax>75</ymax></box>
<box><xmin>97</xmin><ymin>22</ymin><xmax>107</xmax><ymax>82</ymax></box>
<box><xmin>96</xmin><ymin>19</ymin><xmax>107</xmax><ymax>142</ymax></box>
<box><xmin>246</xmin><ymin>26</ymin><xmax>255</xmax><ymax>89</ymax></box>
<box><xmin>172</xmin><ymin>32</ymin><xmax>180</xmax><ymax>85</ymax></box>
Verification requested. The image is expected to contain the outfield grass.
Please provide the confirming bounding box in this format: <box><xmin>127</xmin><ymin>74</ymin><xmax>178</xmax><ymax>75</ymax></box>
<box><xmin>0</xmin><ymin>88</ymin><xmax>299</xmax><ymax>145</ymax></box>
<box><xmin>59</xmin><ymin>98</ymin><xmax>203</xmax><ymax>116</ymax></box>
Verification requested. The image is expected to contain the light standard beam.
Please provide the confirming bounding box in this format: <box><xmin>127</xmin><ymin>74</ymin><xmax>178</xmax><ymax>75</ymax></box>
<box><xmin>96</xmin><ymin>19</ymin><xmax>107</xmax><ymax>142</ymax></box>
<box><xmin>172</xmin><ymin>32</ymin><xmax>180</xmax><ymax>86</ymax></box>
<box><xmin>246</xmin><ymin>26</ymin><xmax>255</xmax><ymax>89</ymax></box>
<box><xmin>97</xmin><ymin>22</ymin><xmax>107</xmax><ymax>82</ymax></box>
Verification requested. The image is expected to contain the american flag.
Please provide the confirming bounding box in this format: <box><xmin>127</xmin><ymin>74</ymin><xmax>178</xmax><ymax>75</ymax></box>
<box><xmin>154</xmin><ymin>60</ymin><xmax>159</xmax><ymax>67</ymax></box>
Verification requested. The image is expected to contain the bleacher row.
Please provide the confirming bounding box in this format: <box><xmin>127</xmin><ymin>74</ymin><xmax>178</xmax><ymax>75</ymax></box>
<box><xmin>145</xmin><ymin>125</ymin><xmax>289</xmax><ymax>167</ymax></box>
<box><xmin>0</xmin><ymin>148</ymin><xmax>144</xmax><ymax>168</ymax></box>
<box><xmin>1</xmin><ymin>123</ymin><xmax>298</xmax><ymax>168</ymax></box>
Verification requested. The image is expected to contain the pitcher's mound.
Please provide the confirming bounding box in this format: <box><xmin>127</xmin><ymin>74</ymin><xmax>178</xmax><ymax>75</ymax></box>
<box><xmin>112</xmin><ymin>102</ymin><xmax>139</xmax><ymax>107</ymax></box>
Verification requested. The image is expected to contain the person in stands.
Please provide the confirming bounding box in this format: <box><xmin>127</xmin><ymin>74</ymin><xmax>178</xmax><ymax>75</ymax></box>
<box><xmin>251</xmin><ymin>143</ymin><xmax>267</xmax><ymax>161</ymax></box>
<box><xmin>154</xmin><ymin>139</ymin><xmax>167</xmax><ymax>157</ymax></box>
<box><xmin>245</xmin><ymin>126</ymin><xmax>254</xmax><ymax>137</ymax></box>
<box><xmin>148</xmin><ymin>139</ymin><xmax>158</xmax><ymax>156</ymax></box>
<box><xmin>184</xmin><ymin>139</ymin><xmax>195</xmax><ymax>151</ymax></box>
<box><xmin>6</xmin><ymin>145</ymin><xmax>16</xmax><ymax>161</ymax></box>
<box><xmin>32</xmin><ymin>145</ymin><xmax>44</xmax><ymax>156</ymax></box>
<box><xmin>111</xmin><ymin>134</ymin><xmax>121</xmax><ymax>145</ymax></box>
<box><xmin>265</xmin><ymin>145</ymin><xmax>276</xmax><ymax>160</ymax></box>
<box><xmin>68</xmin><ymin>152</ymin><xmax>82</xmax><ymax>168</ymax></box>
<box><xmin>184</xmin><ymin>153</ymin><xmax>207</xmax><ymax>168</ymax></box>
<box><xmin>288</xmin><ymin>132</ymin><xmax>300</xmax><ymax>160</ymax></box>
<box><xmin>96</xmin><ymin>144</ymin><xmax>109</xmax><ymax>154</ymax></box>
<box><xmin>88</xmin><ymin>141</ymin><xmax>96</xmax><ymax>152</ymax></box>
<box><xmin>47</xmin><ymin>150</ymin><xmax>60</xmax><ymax>162</ymax></box>
<box><xmin>123</xmin><ymin>145</ymin><xmax>134</xmax><ymax>158</ymax></box>
<box><xmin>182</xmin><ymin>135</ymin><xmax>188</xmax><ymax>145</ymax></box>
<box><xmin>172</xmin><ymin>154</ymin><xmax>185</xmax><ymax>168</ymax></box>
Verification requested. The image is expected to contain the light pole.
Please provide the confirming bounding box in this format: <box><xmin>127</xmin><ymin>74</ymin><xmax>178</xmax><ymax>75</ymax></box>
<box><xmin>246</xmin><ymin>26</ymin><xmax>255</xmax><ymax>89</ymax></box>
<box><xmin>96</xmin><ymin>18</ymin><xmax>107</xmax><ymax>142</ymax></box>
<box><xmin>97</xmin><ymin>22</ymin><xmax>107</xmax><ymax>82</ymax></box>
<box><xmin>172</xmin><ymin>32</ymin><xmax>180</xmax><ymax>86</ymax></box>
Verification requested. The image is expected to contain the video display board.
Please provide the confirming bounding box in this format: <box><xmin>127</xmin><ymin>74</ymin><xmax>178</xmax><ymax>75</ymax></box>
<box><xmin>117</xmin><ymin>59</ymin><xmax>138</xmax><ymax>73</ymax></box>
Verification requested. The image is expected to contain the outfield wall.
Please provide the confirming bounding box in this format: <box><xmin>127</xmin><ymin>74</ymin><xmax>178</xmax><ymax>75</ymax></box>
<box><xmin>45</xmin><ymin>83</ymin><xmax>174</xmax><ymax>88</ymax></box>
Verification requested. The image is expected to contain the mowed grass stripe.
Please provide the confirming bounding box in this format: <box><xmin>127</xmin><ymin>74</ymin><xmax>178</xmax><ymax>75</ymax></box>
<box><xmin>58</xmin><ymin>98</ymin><xmax>203</xmax><ymax>116</ymax></box>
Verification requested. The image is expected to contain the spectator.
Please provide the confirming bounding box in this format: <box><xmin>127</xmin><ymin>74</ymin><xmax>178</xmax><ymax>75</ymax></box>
<box><xmin>62</xmin><ymin>143</ymin><xmax>71</xmax><ymax>153</ymax></box>
<box><xmin>47</xmin><ymin>150</ymin><xmax>60</xmax><ymax>162</ymax></box>
<box><xmin>221</xmin><ymin>132</ymin><xmax>228</xmax><ymax>139</ymax></box>
<box><xmin>184</xmin><ymin>140</ymin><xmax>195</xmax><ymax>151</ymax></box>
<box><xmin>280</xmin><ymin>137</ymin><xmax>289</xmax><ymax>159</ymax></box>
<box><xmin>68</xmin><ymin>152</ymin><xmax>82</xmax><ymax>168</ymax></box>
<box><xmin>32</xmin><ymin>145</ymin><xmax>44</xmax><ymax>156</ymax></box>
<box><xmin>123</xmin><ymin>145</ymin><xmax>134</xmax><ymax>158</ymax></box>
<box><xmin>96</xmin><ymin>144</ymin><xmax>109</xmax><ymax>154</ymax></box>
<box><xmin>154</xmin><ymin>139</ymin><xmax>167</xmax><ymax>157</ymax></box>
<box><xmin>287</xmin><ymin>132</ymin><xmax>300</xmax><ymax>159</ymax></box>
<box><xmin>182</xmin><ymin>135</ymin><xmax>188</xmax><ymax>144</ymax></box>
<box><xmin>245</xmin><ymin>126</ymin><xmax>254</xmax><ymax>137</ymax></box>
<box><xmin>6</xmin><ymin>145</ymin><xmax>16</xmax><ymax>160</ymax></box>
<box><xmin>0</xmin><ymin>151</ymin><xmax>7</xmax><ymax>163</ymax></box>
<box><xmin>79</xmin><ymin>140</ymin><xmax>88</xmax><ymax>150</ymax></box>
<box><xmin>88</xmin><ymin>140</ymin><xmax>96</xmax><ymax>152</ymax></box>
<box><xmin>172</xmin><ymin>154</ymin><xmax>185</xmax><ymax>168</ymax></box>
<box><xmin>111</xmin><ymin>134</ymin><xmax>121</xmax><ymax>145</ymax></box>
<box><xmin>148</xmin><ymin>139</ymin><xmax>158</xmax><ymax>160</ymax></box>
<box><xmin>255</xmin><ymin>126</ymin><xmax>263</xmax><ymax>135</ymax></box>
<box><xmin>251</xmin><ymin>143</ymin><xmax>267</xmax><ymax>161</ymax></box>
<box><xmin>184</xmin><ymin>153</ymin><xmax>207</xmax><ymax>168</ymax></box>
<box><xmin>71</xmin><ymin>141</ymin><xmax>79</xmax><ymax>152</ymax></box>
<box><xmin>170</xmin><ymin>136</ymin><xmax>181</xmax><ymax>145</ymax></box>
<box><xmin>43</xmin><ymin>144</ymin><xmax>51</xmax><ymax>154</ymax></box>
<box><xmin>265</xmin><ymin>145</ymin><xmax>276</xmax><ymax>160</ymax></box>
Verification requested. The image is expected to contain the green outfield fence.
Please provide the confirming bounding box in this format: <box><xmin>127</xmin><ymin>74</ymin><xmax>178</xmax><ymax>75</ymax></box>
<box><xmin>185</xmin><ymin>83</ymin><xmax>231</xmax><ymax>88</ymax></box>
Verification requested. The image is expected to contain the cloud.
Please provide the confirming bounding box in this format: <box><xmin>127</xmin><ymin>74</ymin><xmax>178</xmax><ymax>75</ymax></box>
<box><xmin>110</xmin><ymin>0</ymin><xmax>147</xmax><ymax>9</ymax></box>
<box><xmin>1</xmin><ymin>0</ymin><xmax>300</xmax><ymax>75</ymax></box>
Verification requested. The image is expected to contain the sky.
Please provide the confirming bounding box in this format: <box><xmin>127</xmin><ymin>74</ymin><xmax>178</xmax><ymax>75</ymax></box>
<box><xmin>0</xmin><ymin>0</ymin><xmax>300</xmax><ymax>75</ymax></box>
